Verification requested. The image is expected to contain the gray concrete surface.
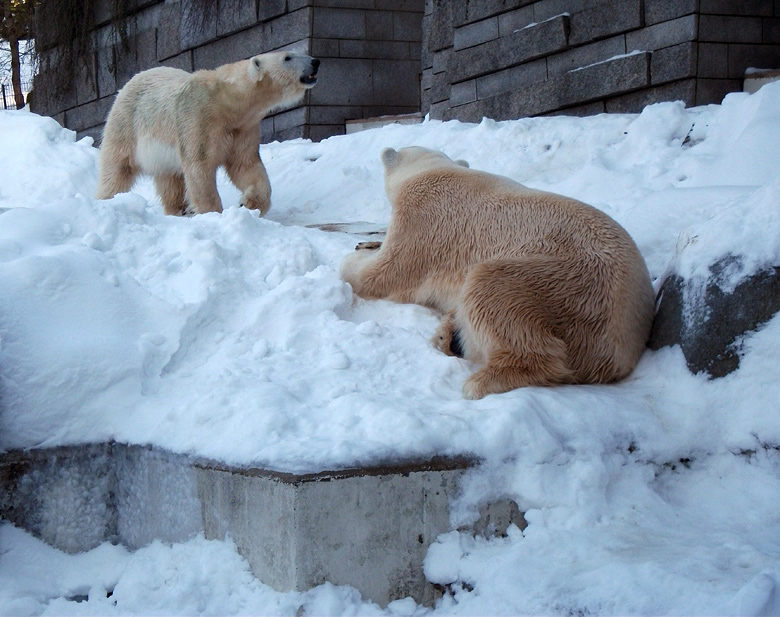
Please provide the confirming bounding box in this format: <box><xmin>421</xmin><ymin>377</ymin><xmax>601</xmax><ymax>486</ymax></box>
<box><xmin>1</xmin><ymin>444</ymin><xmax>505</xmax><ymax>606</ymax></box>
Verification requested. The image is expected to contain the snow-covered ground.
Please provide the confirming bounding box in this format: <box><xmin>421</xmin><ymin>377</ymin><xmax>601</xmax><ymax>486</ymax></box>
<box><xmin>2</xmin><ymin>81</ymin><xmax>780</xmax><ymax>615</ymax></box>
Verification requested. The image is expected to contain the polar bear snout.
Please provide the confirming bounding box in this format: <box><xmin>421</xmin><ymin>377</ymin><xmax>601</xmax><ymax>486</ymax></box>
<box><xmin>298</xmin><ymin>57</ymin><xmax>320</xmax><ymax>86</ymax></box>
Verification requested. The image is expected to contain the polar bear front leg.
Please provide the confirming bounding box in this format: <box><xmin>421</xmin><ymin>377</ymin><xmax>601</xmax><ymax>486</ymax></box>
<box><xmin>182</xmin><ymin>161</ymin><xmax>223</xmax><ymax>214</ymax></box>
<box><xmin>225</xmin><ymin>131</ymin><xmax>272</xmax><ymax>216</ymax></box>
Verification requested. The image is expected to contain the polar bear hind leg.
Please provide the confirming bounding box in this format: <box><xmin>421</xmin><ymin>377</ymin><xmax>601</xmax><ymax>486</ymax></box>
<box><xmin>154</xmin><ymin>174</ymin><xmax>187</xmax><ymax>216</ymax></box>
<box><xmin>95</xmin><ymin>136</ymin><xmax>138</xmax><ymax>200</ymax></box>
<box><xmin>456</xmin><ymin>258</ymin><xmax>577</xmax><ymax>399</ymax></box>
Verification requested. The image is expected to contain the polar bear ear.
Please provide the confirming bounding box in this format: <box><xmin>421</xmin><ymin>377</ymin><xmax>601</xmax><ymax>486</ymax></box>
<box><xmin>381</xmin><ymin>148</ymin><xmax>399</xmax><ymax>168</ymax></box>
<box><xmin>250</xmin><ymin>56</ymin><xmax>265</xmax><ymax>81</ymax></box>
<box><xmin>455</xmin><ymin>159</ymin><xmax>469</xmax><ymax>168</ymax></box>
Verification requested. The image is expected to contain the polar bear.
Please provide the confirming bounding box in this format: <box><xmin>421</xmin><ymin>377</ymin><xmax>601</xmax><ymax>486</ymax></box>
<box><xmin>341</xmin><ymin>146</ymin><xmax>655</xmax><ymax>399</ymax></box>
<box><xmin>95</xmin><ymin>52</ymin><xmax>320</xmax><ymax>215</ymax></box>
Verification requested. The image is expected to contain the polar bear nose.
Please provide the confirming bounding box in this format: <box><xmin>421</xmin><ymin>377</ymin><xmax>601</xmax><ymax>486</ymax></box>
<box><xmin>311</xmin><ymin>58</ymin><xmax>320</xmax><ymax>74</ymax></box>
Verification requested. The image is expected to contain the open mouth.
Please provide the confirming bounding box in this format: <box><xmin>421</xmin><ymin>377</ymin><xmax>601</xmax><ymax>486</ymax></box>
<box><xmin>301</xmin><ymin>59</ymin><xmax>320</xmax><ymax>87</ymax></box>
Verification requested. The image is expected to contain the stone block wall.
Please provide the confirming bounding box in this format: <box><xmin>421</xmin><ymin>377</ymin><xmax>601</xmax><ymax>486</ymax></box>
<box><xmin>422</xmin><ymin>0</ymin><xmax>780</xmax><ymax>122</ymax></box>
<box><xmin>32</xmin><ymin>0</ymin><xmax>424</xmax><ymax>143</ymax></box>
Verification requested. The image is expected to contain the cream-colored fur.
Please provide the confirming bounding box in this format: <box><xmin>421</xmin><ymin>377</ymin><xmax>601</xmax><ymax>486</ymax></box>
<box><xmin>95</xmin><ymin>52</ymin><xmax>319</xmax><ymax>215</ymax></box>
<box><xmin>341</xmin><ymin>146</ymin><xmax>655</xmax><ymax>399</ymax></box>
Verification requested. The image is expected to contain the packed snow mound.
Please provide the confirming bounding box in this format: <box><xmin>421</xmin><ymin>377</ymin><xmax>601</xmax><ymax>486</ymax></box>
<box><xmin>2</xmin><ymin>82</ymin><xmax>780</xmax><ymax>617</ymax></box>
<box><xmin>3</xmin><ymin>86</ymin><xmax>780</xmax><ymax>473</ymax></box>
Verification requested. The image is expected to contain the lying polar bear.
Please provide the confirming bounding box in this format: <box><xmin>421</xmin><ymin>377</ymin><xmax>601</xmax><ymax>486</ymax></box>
<box><xmin>95</xmin><ymin>52</ymin><xmax>319</xmax><ymax>215</ymax></box>
<box><xmin>341</xmin><ymin>146</ymin><xmax>655</xmax><ymax>399</ymax></box>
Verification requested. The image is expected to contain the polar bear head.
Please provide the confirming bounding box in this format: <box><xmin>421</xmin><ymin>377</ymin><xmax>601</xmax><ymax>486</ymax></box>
<box><xmin>248</xmin><ymin>51</ymin><xmax>320</xmax><ymax>110</ymax></box>
<box><xmin>381</xmin><ymin>146</ymin><xmax>470</xmax><ymax>202</ymax></box>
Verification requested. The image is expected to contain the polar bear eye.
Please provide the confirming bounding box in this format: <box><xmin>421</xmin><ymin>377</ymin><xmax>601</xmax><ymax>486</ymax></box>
<box><xmin>284</xmin><ymin>55</ymin><xmax>292</xmax><ymax>62</ymax></box>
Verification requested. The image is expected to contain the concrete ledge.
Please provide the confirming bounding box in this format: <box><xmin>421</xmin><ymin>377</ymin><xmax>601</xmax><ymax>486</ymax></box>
<box><xmin>0</xmin><ymin>443</ymin><xmax>514</xmax><ymax>606</ymax></box>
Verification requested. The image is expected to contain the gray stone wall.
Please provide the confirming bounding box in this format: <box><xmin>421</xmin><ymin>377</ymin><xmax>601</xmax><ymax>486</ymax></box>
<box><xmin>32</xmin><ymin>0</ymin><xmax>424</xmax><ymax>144</ymax></box>
<box><xmin>31</xmin><ymin>1</ymin><xmax>780</xmax><ymax>142</ymax></box>
<box><xmin>422</xmin><ymin>0</ymin><xmax>780</xmax><ymax>121</ymax></box>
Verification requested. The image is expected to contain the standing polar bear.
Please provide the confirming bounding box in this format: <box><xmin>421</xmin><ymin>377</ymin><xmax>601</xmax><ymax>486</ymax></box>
<box><xmin>341</xmin><ymin>146</ymin><xmax>655</xmax><ymax>399</ymax></box>
<box><xmin>95</xmin><ymin>52</ymin><xmax>320</xmax><ymax>215</ymax></box>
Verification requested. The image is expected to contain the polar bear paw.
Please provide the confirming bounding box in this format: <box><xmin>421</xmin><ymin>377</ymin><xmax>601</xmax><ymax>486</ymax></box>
<box><xmin>355</xmin><ymin>241</ymin><xmax>382</xmax><ymax>251</ymax></box>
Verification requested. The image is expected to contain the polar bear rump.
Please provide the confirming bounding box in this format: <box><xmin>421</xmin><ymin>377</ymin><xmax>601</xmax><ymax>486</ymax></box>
<box><xmin>340</xmin><ymin>146</ymin><xmax>655</xmax><ymax>399</ymax></box>
<box><xmin>95</xmin><ymin>52</ymin><xmax>319</xmax><ymax>215</ymax></box>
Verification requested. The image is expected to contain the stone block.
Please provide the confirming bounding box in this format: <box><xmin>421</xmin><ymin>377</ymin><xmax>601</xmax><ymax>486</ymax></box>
<box><xmin>644</xmin><ymin>0</ymin><xmax>698</xmax><ymax>25</ymax></box>
<box><xmin>308</xmin><ymin>58</ymin><xmax>373</xmax><ymax>105</ymax></box>
<box><xmin>447</xmin><ymin>51</ymin><xmax>650</xmax><ymax>122</ymax></box>
<box><xmin>193</xmin><ymin>11</ymin><xmax>310</xmax><ymax>70</ymax></box>
<box><xmin>258</xmin><ymin>0</ymin><xmax>288</xmax><ymax>22</ymax></box>
<box><xmin>453</xmin><ymin>17</ymin><xmax>498</xmax><ymax>51</ymax></box>
<box><xmin>696</xmin><ymin>78</ymin><xmax>742</xmax><ymax>105</ymax></box>
<box><xmin>543</xmin><ymin>100</ymin><xmax>606</xmax><ymax>117</ymax></box>
<box><xmin>92</xmin><ymin>0</ymin><xmax>113</xmax><ymax>27</ymax></box>
<box><xmin>475</xmin><ymin>58</ymin><xmax>546</xmax><ymax>99</ymax></box>
<box><xmin>161</xmin><ymin>51</ymin><xmax>194</xmax><ymax>72</ymax></box>
<box><xmin>450</xmin><ymin>79</ymin><xmax>476</xmax><ymax>106</ymax></box>
<box><xmin>428</xmin><ymin>99</ymin><xmax>448</xmax><ymax>120</ymax></box>
<box><xmin>449</xmin><ymin>13</ymin><xmax>569</xmax><ymax>82</ymax></box>
<box><xmin>180</xmin><ymin>0</ymin><xmax>218</xmax><ymax>49</ymax></box>
<box><xmin>269</xmin><ymin>105</ymin><xmax>308</xmax><ymax>133</ymax></box>
<box><xmin>373</xmin><ymin>59</ymin><xmax>421</xmax><ymax>106</ymax></box>
<box><xmin>421</xmin><ymin>12</ymin><xmax>433</xmax><ymax>67</ymax></box>
<box><xmin>454</xmin><ymin>0</ymin><xmax>532</xmax><ymax>26</ymax></box>
<box><xmin>312</xmin><ymin>7</ymin><xmax>366</xmax><ymax>39</ymax></box>
<box><xmin>375</xmin><ymin>0</ymin><xmax>424</xmax><ymax>11</ymax></box>
<box><xmin>75</xmin><ymin>56</ymin><xmax>98</xmax><ymax>106</ymax></box>
<box><xmin>699</xmin><ymin>15</ymin><xmax>763</xmax><ymax>43</ymax></box>
<box><xmin>428</xmin><ymin>0</ymin><xmax>454</xmax><ymax>51</ymax></box>
<box><xmin>307</xmin><ymin>124</ymin><xmax>343</xmax><ymax>142</ymax></box>
<box><xmin>764</xmin><ymin>18</ymin><xmax>780</xmax><ymax>44</ymax></box>
<box><xmin>156</xmin><ymin>2</ymin><xmax>182</xmax><ymax>61</ymax></box>
<box><xmin>497</xmin><ymin>5</ymin><xmax>534</xmax><ymax>37</ymax></box>
<box><xmin>698</xmin><ymin>43</ymin><xmax>729</xmax><ymax>79</ymax></box>
<box><xmin>605</xmin><ymin>79</ymin><xmax>696</xmax><ymax>113</ymax></box>
<box><xmin>339</xmin><ymin>40</ymin><xmax>411</xmax><ymax>60</ymax></box>
<box><xmin>651</xmin><ymin>42</ymin><xmax>698</xmax><ymax>84</ymax></box>
<box><xmin>309</xmin><ymin>104</ymin><xmax>363</xmax><ymax>124</ymax></box>
<box><xmin>136</xmin><ymin>28</ymin><xmax>159</xmax><ymax>71</ymax></box>
<box><xmin>394</xmin><ymin>9</ymin><xmax>424</xmax><ymax>41</ymax></box>
<box><xmin>565</xmin><ymin>50</ymin><xmax>651</xmax><ymax>101</ymax></box>
<box><xmin>547</xmin><ymin>35</ymin><xmax>626</xmax><ymax>77</ymax></box>
<box><xmin>649</xmin><ymin>258</ymin><xmax>780</xmax><ymax>378</ymax></box>
<box><xmin>533</xmin><ymin>0</ymin><xmax>589</xmax><ymax>23</ymax></box>
<box><xmin>77</xmin><ymin>124</ymin><xmax>106</xmax><ymax>145</ymax></box>
<box><xmin>64</xmin><ymin>96</ymin><xmax>115</xmax><ymax>133</ymax></box>
<box><xmin>96</xmin><ymin>46</ymin><xmax>117</xmax><ymax>98</ymax></box>
<box><xmin>568</xmin><ymin>0</ymin><xmax>642</xmax><ymax>47</ymax></box>
<box><xmin>727</xmin><ymin>44</ymin><xmax>780</xmax><ymax>78</ymax></box>
<box><xmin>432</xmin><ymin>48</ymin><xmax>450</xmax><ymax>74</ymax></box>
<box><xmin>217</xmin><ymin>0</ymin><xmax>258</xmax><ymax>35</ymax></box>
<box><xmin>366</xmin><ymin>10</ymin><xmax>394</xmax><ymax>40</ymax></box>
<box><xmin>699</xmin><ymin>0</ymin><xmax>774</xmax><ymax>16</ymax></box>
<box><xmin>430</xmin><ymin>71</ymin><xmax>451</xmax><ymax>103</ymax></box>
<box><xmin>626</xmin><ymin>14</ymin><xmax>698</xmax><ymax>51</ymax></box>
<box><xmin>314</xmin><ymin>0</ymin><xmax>374</xmax><ymax>7</ymax></box>
<box><xmin>311</xmin><ymin>38</ymin><xmax>340</xmax><ymax>57</ymax></box>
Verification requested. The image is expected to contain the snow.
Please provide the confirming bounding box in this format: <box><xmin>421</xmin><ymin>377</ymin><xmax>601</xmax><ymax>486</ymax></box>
<box><xmin>2</xmin><ymin>82</ymin><xmax>780</xmax><ymax>615</ymax></box>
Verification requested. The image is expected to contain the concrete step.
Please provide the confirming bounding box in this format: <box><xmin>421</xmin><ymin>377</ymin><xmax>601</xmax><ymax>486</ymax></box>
<box><xmin>0</xmin><ymin>443</ymin><xmax>524</xmax><ymax>606</ymax></box>
<box><xmin>345</xmin><ymin>112</ymin><xmax>423</xmax><ymax>134</ymax></box>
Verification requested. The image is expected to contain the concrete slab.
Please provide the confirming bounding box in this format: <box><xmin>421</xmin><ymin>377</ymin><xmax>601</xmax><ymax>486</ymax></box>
<box><xmin>345</xmin><ymin>112</ymin><xmax>423</xmax><ymax>134</ymax></box>
<box><xmin>0</xmin><ymin>444</ymin><xmax>515</xmax><ymax>606</ymax></box>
